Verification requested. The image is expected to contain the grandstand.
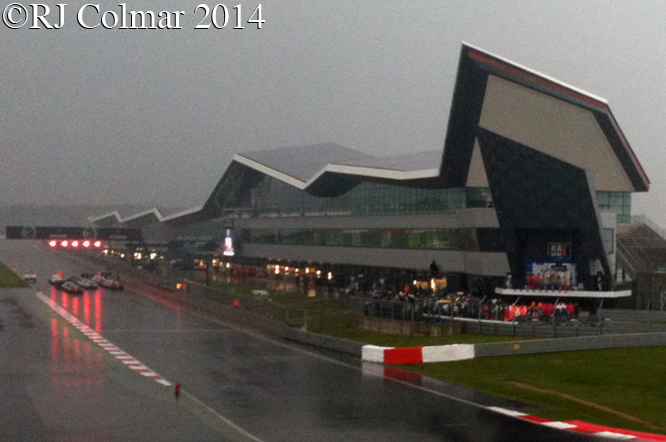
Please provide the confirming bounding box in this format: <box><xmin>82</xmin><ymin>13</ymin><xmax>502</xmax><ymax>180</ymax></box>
<box><xmin>616</xmin><ymin>216</ymin><xmax>666</xmax><ymax>309</ymax></box>
<box><xmin>617</xmin><ymin>216</ymin><xmax>666</xmax><ymax>275</ymax></box>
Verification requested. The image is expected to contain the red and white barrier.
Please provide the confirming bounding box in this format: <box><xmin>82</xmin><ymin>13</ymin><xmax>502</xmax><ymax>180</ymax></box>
<box><xmin>488</xmin><ymin>407</ymin><xmax>666</xmax><ymax>441</ymax></box>
<box><xmin>361</xmin><ymin>345</ymin><xmax>392</xmax><ymax>363</ymax></box>
<box><xmin>422</xmin><ymin>344</ymin><xmax>475</xmax><ymax>363</ymax></box>
<box><xmin>362</xmin><ymin>344</ymin><xmax>475</xmax><ymax>364</ymax></box>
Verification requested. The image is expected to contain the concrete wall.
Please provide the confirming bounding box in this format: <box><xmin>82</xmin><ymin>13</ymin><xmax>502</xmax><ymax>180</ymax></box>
<box><xmin>284</xmin><ymin>328</ymin><xmax>363</xmax><ymax>356</ymax></box>
<box><xmin>354</xmin><ymin>316</ymin><xmax>463</xmax><ymax>337</ymax></box>
<box><xmin>599</xmin><ymin>308</ymin><xmax>666</xmax><ymax>322</ymax></box>
<box><xmin>474</xmin><ymin>332</ymin><xmax>666</xmax><ymax>358</ymax></box>
<box><xmin>462</xmin><ymin>320</ymin><xmax>666</xmax><ymax>338</ymax></box>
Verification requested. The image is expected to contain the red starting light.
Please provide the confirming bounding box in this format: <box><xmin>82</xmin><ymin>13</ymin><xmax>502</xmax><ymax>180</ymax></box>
<box><xmin>94</xmin><ymin>240</ymin><xmax>102</xmax><ymax>248</ymax></box>
<box><xmin>83</xmin><ymin>240</ymin><xmax>91</xmax><ymax>248</ymax></box>
<box><xmin>49</xmin><ymin>240</ymin><xmax>57</xmax><ymax>247</ymax></box>
<box><xmin>71</xmin><ymin>240</ymin><xmax>79</xmax><ymax>248</ymax></box>
<box><xmin>61</xmin><ymin>240</ymin><xmax>69</xmax><ymax>247</ymax></box>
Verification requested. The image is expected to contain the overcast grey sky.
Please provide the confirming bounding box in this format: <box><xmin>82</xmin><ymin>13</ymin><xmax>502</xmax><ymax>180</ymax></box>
<box><xmin>1</xmin><ymin>1</ymin><xmax>665</xmax><ymax>223</ymax></box>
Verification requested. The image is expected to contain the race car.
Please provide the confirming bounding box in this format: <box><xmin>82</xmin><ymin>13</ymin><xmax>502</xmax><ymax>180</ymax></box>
<box><xmin>98</xmin><ymin>278</ymin><xmax>124</xmax><ymax>290</ymax></box>
<box><xmin>22</xmin><ymin>273</ymin><xmax>37</xmax><ymax>283</ymax></box>
<box><xmin>49</xmin><ymin>274</ymin><xmax>65</xmax><ymax>286</ymax></box>
<box><xmin>71</xmin><ymin>276</ymin><xmax>98</xmax><ymax>290</ymax></box>
<box><xmin>61</xmin><ymin>281</ymin><xmax>84</xmax><ymax>294</ymax></box>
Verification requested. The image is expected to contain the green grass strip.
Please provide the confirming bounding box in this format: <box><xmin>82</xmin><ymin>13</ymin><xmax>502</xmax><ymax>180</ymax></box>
<box><xmin>401</xmin><ymin>347</ymin><xmax>666</xmax><ymax>434</ymax></box>
<box><xmin>0</xmin><ymin>259</ymin><xmax>28</xmax><ymax>288</ymax></box>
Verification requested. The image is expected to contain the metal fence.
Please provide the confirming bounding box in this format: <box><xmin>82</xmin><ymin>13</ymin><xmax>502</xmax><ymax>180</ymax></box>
<box><xmin>350</xmin><ymin>297</ymin><xmax>420</xmax><ymax>322</ymax></box>
<box><xmin>351</xmin><ymin>296</ymin><xmax>666</xmax><ymax>337</ymax></box>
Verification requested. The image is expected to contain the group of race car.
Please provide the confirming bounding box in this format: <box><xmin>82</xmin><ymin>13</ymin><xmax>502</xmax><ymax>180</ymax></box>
<box><xmin>46</xmin><ymin>272</ymin><xmax>124</xmax><ymax>294</ymax></box>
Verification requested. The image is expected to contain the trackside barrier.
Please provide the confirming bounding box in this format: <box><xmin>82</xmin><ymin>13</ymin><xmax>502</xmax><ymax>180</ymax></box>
<box><xmin>598</xmin><ymin>308</ymin><xmax>666</xmax><ymax>322</ymax></box>
<box><xmin>362</xmin><ymin>344</ymin><xmax>475</xmax><ymax>364</ymax></box>
<box><xmin>422</xmin><ymin>344</ymin><xmax>475</xmax><ymax>363</ymax></box>
<box><xmin>361</xmin><ymin>333</ymin><xmax>666</xmax><ymax>364</ymax></box>
<box><xmin>461</xmin><ymin>319</ymin><xmax>666</xmax><ymax>337</ymax></box>
<box><xmin>474</xmin><ymin>332</ymin><xmax>666</xmax><ymax>358</ymax></box>
<box><xmin>385</xmin><ymin>347</ymin><xmax>423</xmax><ymax>364</ymax></box>
<box><xmin>284</xmin><ymin>328</ymin><xmax>363</xmax><ymax>356</ymax></box>
<box><xmin>361</xmin><ymin>345</ymin><xmax>390</xmax><ymax>363</ymax></box>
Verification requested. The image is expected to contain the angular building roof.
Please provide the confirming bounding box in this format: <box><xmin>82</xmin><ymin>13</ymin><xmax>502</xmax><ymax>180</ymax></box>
<box><xmin>233</xmin><ymin>143</ymin><xmax>442</xmax><ymax>190</ymax></box>
<box><xmin>443</xmin><ymin>43</ymin><xmax>649</xmax><ymax>192</ymax></box>
<box><xmin>89</xmin><ymin>206</ymin><xmax>204</xmax><ymax>227</ymax></box>
<box><xmin>90</xmin><ymin>43</ymin><xmax>648</xmax><ymax>228</ymax></box>
<box><xmin>235</xmin><ymin>143</ymin><xmax>374</xmax><ymax>185</ymax></box>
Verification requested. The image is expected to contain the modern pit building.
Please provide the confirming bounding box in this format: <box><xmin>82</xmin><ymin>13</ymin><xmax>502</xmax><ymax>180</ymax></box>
<box><xmin>90</xmin><ymin>43</ymin><xmax>653</xmax><ymax>303</ymax></box>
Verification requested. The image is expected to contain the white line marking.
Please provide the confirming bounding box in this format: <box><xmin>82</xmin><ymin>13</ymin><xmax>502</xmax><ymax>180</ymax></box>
<box><xmin>486</xmin><ymin>407</ymin><xmax>528</xmax><ymax>417</ymax></box>
<box><xmin>542</xmin><ymin>421</ymin><xmax>578</xmax><ymax>429</ymax></box>
<box><xmin>181</xmin><ymin>390</ymin><xmax>265</xmax><ymax>442</ymax></box>
<box><xmin>592</xmin><ymin>432</ymin><xmax>635</xmax><ymax>440</ymax></box>
<box><xmin>35</xmin><ymin>291</ymin><xmax>172</xmax><ymax>389</ymax></box>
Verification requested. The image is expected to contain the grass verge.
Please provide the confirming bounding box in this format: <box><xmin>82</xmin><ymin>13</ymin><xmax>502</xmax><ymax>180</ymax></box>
<box><xmin>401</xmin><ymin>347</ymin><xmax>666</xmax><ymax>434</ymax></box>
<box><xmin>0</xmin><ymin>260</ymin><xmax>28</xmax><ymax>288</ymax></box>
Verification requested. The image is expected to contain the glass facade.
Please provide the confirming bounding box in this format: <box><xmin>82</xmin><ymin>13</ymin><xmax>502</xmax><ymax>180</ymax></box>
<box><xmin>242</xmin><ymin>227</ymin><xmax>506</xmax><ymax>252</ymax></box>
<box><xmin>596</xmin><ymin>192</ymin><xmax>632</xmax><ymax>221</ymax></box>
<box><xmin>215</xmin><ymin>166</ymin><xmax>630</xmax><ymax>259</ymax></box>
<box><xmin>213</xmin><ymin>166</ymin><xmax>632</xmax><ymax>221</ymax></box>
<box><xmin>232</xmin><ymin>173</ymin><xmax>492</xmax><ymax>218</ymax></box>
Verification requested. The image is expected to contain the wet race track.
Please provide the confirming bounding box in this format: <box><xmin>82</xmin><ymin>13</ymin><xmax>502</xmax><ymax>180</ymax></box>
<box><xmin>0</xmin><ymin>241</ymin><xmax>602</xmax><ymax>442</ymax></box>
